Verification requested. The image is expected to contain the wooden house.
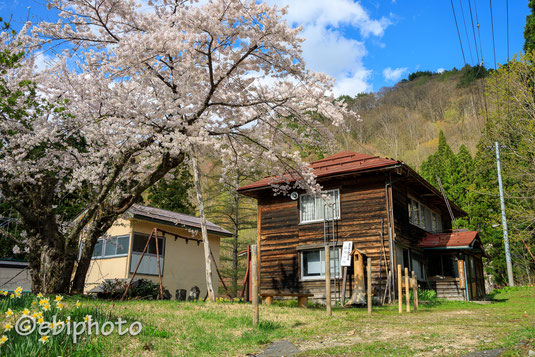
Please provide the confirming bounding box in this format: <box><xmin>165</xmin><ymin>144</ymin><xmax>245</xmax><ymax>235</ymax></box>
<box><xmin>237</xmin><ymin>151</ymin><xmax>487</xmax><ymax>303</ymax></box>
<box><xmin>83</xmin><ymin>204</ymin><xmax>232</xmax><ymax>299</ymax></box>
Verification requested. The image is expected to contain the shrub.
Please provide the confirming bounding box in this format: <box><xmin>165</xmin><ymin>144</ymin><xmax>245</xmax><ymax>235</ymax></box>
<box><xmin>128</xmin><ymin>279</ymin><xmax>160</xmax><ymax>300</ymax></box>
<box><xmin>96</xmin><ymin>279</ymin><xmax>125</xmax><ymax>299</ymax></box>
<box><xmin>417</xmin><ymin>289</ymin><xmax>437</xmax><ymax>301</ymax></box>
<box><xmin>96</xmin><ymin>279</ymin><xmax>162</xmax><ymax>300</ymax></box>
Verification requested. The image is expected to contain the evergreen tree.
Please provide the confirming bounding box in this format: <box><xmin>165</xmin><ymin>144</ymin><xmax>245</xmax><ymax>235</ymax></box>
<box><xmin>145</xmin><ymin>166</ymin><xmax>195</xmax><ymax>215</ymax></box>
<box><xmin>524</xmin><ymin>0</ymin><xmax>535</xmax><ymax>53</ymax></box>
<box><xmin>452</xmin><ymin>144</ymin><xmax>473</xmax><ymax>208</ymax></box>
<box><xmin>420</xmin><ymin>130</ymin><xmax>457</xmax><ymax>198</ymax></box>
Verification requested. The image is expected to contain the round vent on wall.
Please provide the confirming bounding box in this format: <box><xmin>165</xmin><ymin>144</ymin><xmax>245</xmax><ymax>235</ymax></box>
<box><xmin>290</xmin><ymin>192</ymin><xmax>299</xmax><ymax>200</ymax></box>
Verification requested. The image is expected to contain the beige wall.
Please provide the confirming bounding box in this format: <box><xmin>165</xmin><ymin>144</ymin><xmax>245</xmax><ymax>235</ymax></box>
<box><xmin>130</xmin><ymin>219</ymin><xmax>221</xmax><ymax>299</ymax></box>
<box><xmin>84</xmin><ymin>217</ymin><xmax>222</xmax><ymax>299</ymax></box>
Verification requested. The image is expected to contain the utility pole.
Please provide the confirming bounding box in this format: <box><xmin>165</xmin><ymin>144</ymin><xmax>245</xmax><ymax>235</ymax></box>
<box><xmin>495</xmin><ymin>142</ymin><xmax>514</xmax><ymax>287</ymax></box>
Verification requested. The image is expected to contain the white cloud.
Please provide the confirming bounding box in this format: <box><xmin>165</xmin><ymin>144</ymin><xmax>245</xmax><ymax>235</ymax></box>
<box><xmin>437</xmin><ymin>68</ymin><xmax>445</xmax><ymax>74</ymax></box>
<box><xmin>265</xmin><ymin>0</ymin><xmax>391</xmax><ymax>96</ymax></box>
<box><xmin>382</xmin><ymin>67</ymin><xmax>407</xmax><ymax>82</ymax></box>
<box><xmin>33</xmin><ymin>52</ymin><xmax>58</xmax><ymax>72</ymax></box>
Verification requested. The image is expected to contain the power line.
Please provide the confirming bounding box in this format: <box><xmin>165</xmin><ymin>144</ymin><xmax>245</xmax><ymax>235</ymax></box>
<box><xmin>451</xmin><ymin>0</ymin><xmax>467</xmax><ymax>65</ymax></box>
<box><xmin>474</xmin><ymin>0</ymin><xmax>484</xmax><ymax>65</ymax></box>
<box><xmin>467</xmin><ymin>0</ymin><xmax>481</xmax><ymax>65</ymax></box>
<box><xmin>489</xmin><ymin>0</ymin><xmax>497</xmax><ymax>69</ymax></box>
<box><xmin>459</xmin><ymin>0</ymin><xmax>475</xmax><ymax>64</ymax></box>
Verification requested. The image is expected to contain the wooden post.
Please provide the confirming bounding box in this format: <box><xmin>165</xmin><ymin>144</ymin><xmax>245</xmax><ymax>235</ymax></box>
<box><xmin>404</xmin><ymin>267</ymin><xmax>410</xmax><ymax>313</ymax></box>
<box><xmin>251</xmin><ymin>244</ymin><xmax>259</xmax><ymax>328</ymax></box>
<box><xmin>154</xmin><ymin>229</ymin><xmax>164</xmax><ymax>300</ymax></box>
<box><xmin>458</xmin><ymin>257</ymin><xmax>466</xmax><ymax>301</ymax></box>
<box><xmin>412</xmin><ymin>271</ymin><xmax>418</xmax><ymax>311</ymax></box>
<box><xmin>340</xmin><ymin>266</ymin><xmax>347</xmax><ymax>306</ymax></box>
<box><xmin>397</xmin><ymin>264</ymin><xmax>402</xmax><ymax>314</ymax></box>
<box><xmin>367</xmin><ymin>257</ymin><xmax>372</xmax><ymax>315</ymax></box>
<box><xmin>325</xmin><ymin>245</ymin><xmax>332</xmax><ymax>316</ymax></box>
<box><xmin>263</xmin><ymin>296</ymin><xmax>273</xmax><ymax>306</ymax></box>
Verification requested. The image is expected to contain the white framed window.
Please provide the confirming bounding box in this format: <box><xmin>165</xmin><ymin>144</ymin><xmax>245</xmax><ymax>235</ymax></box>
<box><xmin>91</xmin><ymin>235</ymin><xmax>130</xmax><ymax>259</ymax></box>
<box><xmin>129</xmin><ymin>233</ymin><xmax>165</xmax><ymax>276</ymax></box>
<box><xmin>301</xmin><ymin>247</ymin><xmax>341</xmax><ymax>280</ymax></box>
<box><xmin>299</xmin><ymin>189</ymin><xmax>340</xmax><ymax>224</ymax></box>
<box><xmin>408</xmin><ymin>197</ymin><xmax>442</xmax><ymax>232</ymax></box>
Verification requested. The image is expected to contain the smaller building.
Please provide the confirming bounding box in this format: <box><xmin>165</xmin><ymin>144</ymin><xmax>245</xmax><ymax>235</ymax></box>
<box><xmin>420</xmin><ymin>230</ymin><xmax>487</xmax><ymax>300</ymax></box>
<box><xmin>84</xmin><ymin>204</ymin><xmax>232</xmax><ymax>298</ymax></box>
<box><xmin>0</xmin><ymin>259</ymin><xmax>32</xmax><ymax>292</ymax></box>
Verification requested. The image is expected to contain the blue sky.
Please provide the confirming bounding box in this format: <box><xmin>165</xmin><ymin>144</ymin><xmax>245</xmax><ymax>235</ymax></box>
<box><xmin>1</xmin><ymin>0</ymin><xmax>530</xmax><ymax>95</ymax></box>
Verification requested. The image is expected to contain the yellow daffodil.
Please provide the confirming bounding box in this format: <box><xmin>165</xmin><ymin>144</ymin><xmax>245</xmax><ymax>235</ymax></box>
<box><xmin>0</xmin><ymin>335</ymin><xmax>7</xmax><ymax>345</ymax></box>
<box><xmin>14</xmin><ymin>286</ymin><xmax>22</xmax><ymax>293</ymax></box>
<box><xmin>54</xmin><ymin>295</ymin><xmax>63</xmax><ymax>302</ymax></box>
<box><xmin>38</xmin><ymin>335</ymin><xmax>49</xmax><ymax>344</ymax></box>
<box><xmin>31</xmin><ymin>301</ymin><xmax>37</xmax><ymax>306</ymax></box>
<box><xmin>43</xmin><ymin>304</ymin><xmax>50</xmax><ymax>311</ymax></box>
<box><xmin>31</xmin><ymin>312</ymin><xmax>39</xmax><ymax>319</ymax></box>
<box><xmin>2</xmin><ymin>291</ymin><xmax>7</xmax><ymax>296</ymax></box>
<box><xmin>37</xmin><ymin>293</ymin><xmax>43</xmax><ymax>298</ymax></box>
<box><xmin>83</xmin><ymin>315</ymin><xmax>91</xmax><ymax>322</ymax></box>
<box><xmin>0</xmin><ymin>290</ymin><xmax>3</xmax><ymax>295</ymax></box>
<box><xmin>9</xmin><ymin>293</ymin><xmax>14</xmax><ymax>299</ymax></box>
<box><xmin>4</xmin><ymin>323</ymin><xmax>12</xmax><ymax>331</ymax></box>
<box><xmin>37</xmin><ymin>317</ymin><xmax>44</xmax><ymax>324</ymax></box>
<box><xmin>75</xmin><ymin>300</ymin><xmax>81</xmax><ymax>308</ymax></box>
<box><xmin>37</xmin><ymin>311</ymin><xmax>43</xmax><ymax>318</ymax></box>
<box><xmin>56</xmin><ymin>321</ymin><xmax>64</xmax><ymax>327</ymax></box>
<box><xmin>22</xmin><ymin>308</ymin><xmax>30</xmax><ymax>316</ymax></box>
<box><xmin>56</xmin><ymin>302</ymin><xmax>64</xmax><ymax>310</ymax></box>
<box><xmin>49</xmin><ymin>322</ymin><xmax>55</xmax><ymax>329</ymax></box>
<box><xmin>14</xmin><ymin>292</ymin><xmax>21</xmax><ymax>298</ymax></box>
<box><xmin>5</xmin><ymin>309</ymin><xmax>13</xmax><ymax>317</ymax></box>
<box><xmin>39</xmin><ymin>298</ymin><xmax>49</xmax><ymax>306</ymax></box>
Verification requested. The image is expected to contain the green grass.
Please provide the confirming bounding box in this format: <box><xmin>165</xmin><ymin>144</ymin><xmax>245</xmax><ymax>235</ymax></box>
<box><xmin>2</xmin><ymin>286</ymin><xmax>535</xmax><ymax>356</ymax></box>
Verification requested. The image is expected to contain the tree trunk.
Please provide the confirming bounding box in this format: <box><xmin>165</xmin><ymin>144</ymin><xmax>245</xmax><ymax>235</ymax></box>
<box><xmin>70</xmin><ymin>222</ymin><xmax>111</xmax><ymax>295</ymax></box>
<box><xmin>191</xmin><ymin>151</ymin><xmax>216</xmax><ymax>302</ymax></box>
<box><xmin>27</xmin><ymin>227</ymin><xmax>76</xmax><ymax>294</ymax></box>
<box><xmin>232</xmin><ymin>171</ymin><xmax>240</xmax><ymax>297</ymax></box>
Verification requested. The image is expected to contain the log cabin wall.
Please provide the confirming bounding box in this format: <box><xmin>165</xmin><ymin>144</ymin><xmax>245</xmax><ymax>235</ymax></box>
<box><xmin>257</xmin><ymin>173</ymin><xmax>392</xmax><ymax>301</ymax></box>
<box><xmin>391</xmin><ymin>181</ymin><xmax>452</xmax><ymax>250</ymax></box>
<box><xmin>390</xmin><ymin>179</ymin><xmax>455</xmax><ymax>287</ymax></box>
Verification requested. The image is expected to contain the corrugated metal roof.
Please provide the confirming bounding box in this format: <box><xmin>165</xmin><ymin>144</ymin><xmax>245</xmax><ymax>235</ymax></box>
<box><xmin>237</xmin><ymin>151</ymin><xmax>399</xmax><ymax>191</ymax></box>
<box><xmin>419</xmin><ymin>231</ymin><xmax>479</xmax><ymax>249</ymax></box>
<box><xmin>127</xmin><ymin>204</ymin><xmax>232</xmax><ymax>236</ymax></box>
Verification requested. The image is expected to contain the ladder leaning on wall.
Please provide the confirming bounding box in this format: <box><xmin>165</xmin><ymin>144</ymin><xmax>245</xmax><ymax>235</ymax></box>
<box><xmin>323</xmin><ymin>198</ymin><xmax>338</xmax><ymax>304</ymax></box>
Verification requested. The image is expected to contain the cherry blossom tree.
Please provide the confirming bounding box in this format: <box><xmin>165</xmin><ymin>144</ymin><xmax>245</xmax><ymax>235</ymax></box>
<box><xmin>1</xmin><ymin>0</ymin><xmax>348</xmax><ymax>294</ymax></box>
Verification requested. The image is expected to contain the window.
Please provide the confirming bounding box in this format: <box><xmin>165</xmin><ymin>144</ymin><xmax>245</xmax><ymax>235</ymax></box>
<box><xmin>299</xmin><ymin>189</ymin><xmax>340</xmax><ymax>223</ymax></box>
<box><xmin>91</xmin><ymin>235</ymin><xmax>130</xmax><ymax>259</ymax></box>
<box><xmin>301</xmin><ymin>248</ymin><xmax>341</xmax><ymax>280</ymax></box>
<box><xmin>130</xmin><ymin>233</ymin><xmax>165</xmax><ymax>276</ymax></box>
<box><xmin>396</xmin><ymin>245</ymin><xmax>411</xmax><ymax>270</ymax></box>
<box><xmin>408</xmin><ymin>197</ymin><xmax>442</xmax><ymax>232</ymax></box>
<box><xmin>429</xmin><ymin>255</ymin><xmax>458</xmax><ymax>278</ymax></box>
<box><xmin>132</xmin><ymin>233</ymin><xmax>165</xmax><ymax>256</ymax></box>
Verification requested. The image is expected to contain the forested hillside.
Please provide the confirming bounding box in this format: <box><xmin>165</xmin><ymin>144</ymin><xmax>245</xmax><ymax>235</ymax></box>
<box><xmin>334</xmin><ymin>65</ymin><xmax>490</xmax><ymax>168</ymax></box>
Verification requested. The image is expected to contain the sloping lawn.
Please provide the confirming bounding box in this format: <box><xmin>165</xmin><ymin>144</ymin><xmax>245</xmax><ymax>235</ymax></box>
<box><xmin>1</xmin><ymin>286</ymin><xmax>534</xmax><ymax>356</ymax></box>
<box><xmin>79</xmin><ymin>286</ymin><xmax>535</xmax><ymax>356</ymax></box>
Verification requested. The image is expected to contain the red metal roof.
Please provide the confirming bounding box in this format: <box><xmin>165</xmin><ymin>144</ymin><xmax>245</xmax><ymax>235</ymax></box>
<box><xmin>419</xmin><ymin>231</ymin><xmax>479</xmax><ymax>249</ymax></box>
<box><xmin>237</xmin><ymin>151</ymin><xmax>399</xmax><ymax>191</ymax></box>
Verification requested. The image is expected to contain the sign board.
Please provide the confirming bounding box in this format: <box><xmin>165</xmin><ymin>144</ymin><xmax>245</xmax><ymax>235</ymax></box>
<box><xmin>340</xmin><ymin>241</ymin><xmax>353</xmax><ymax>267</ymax></box>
